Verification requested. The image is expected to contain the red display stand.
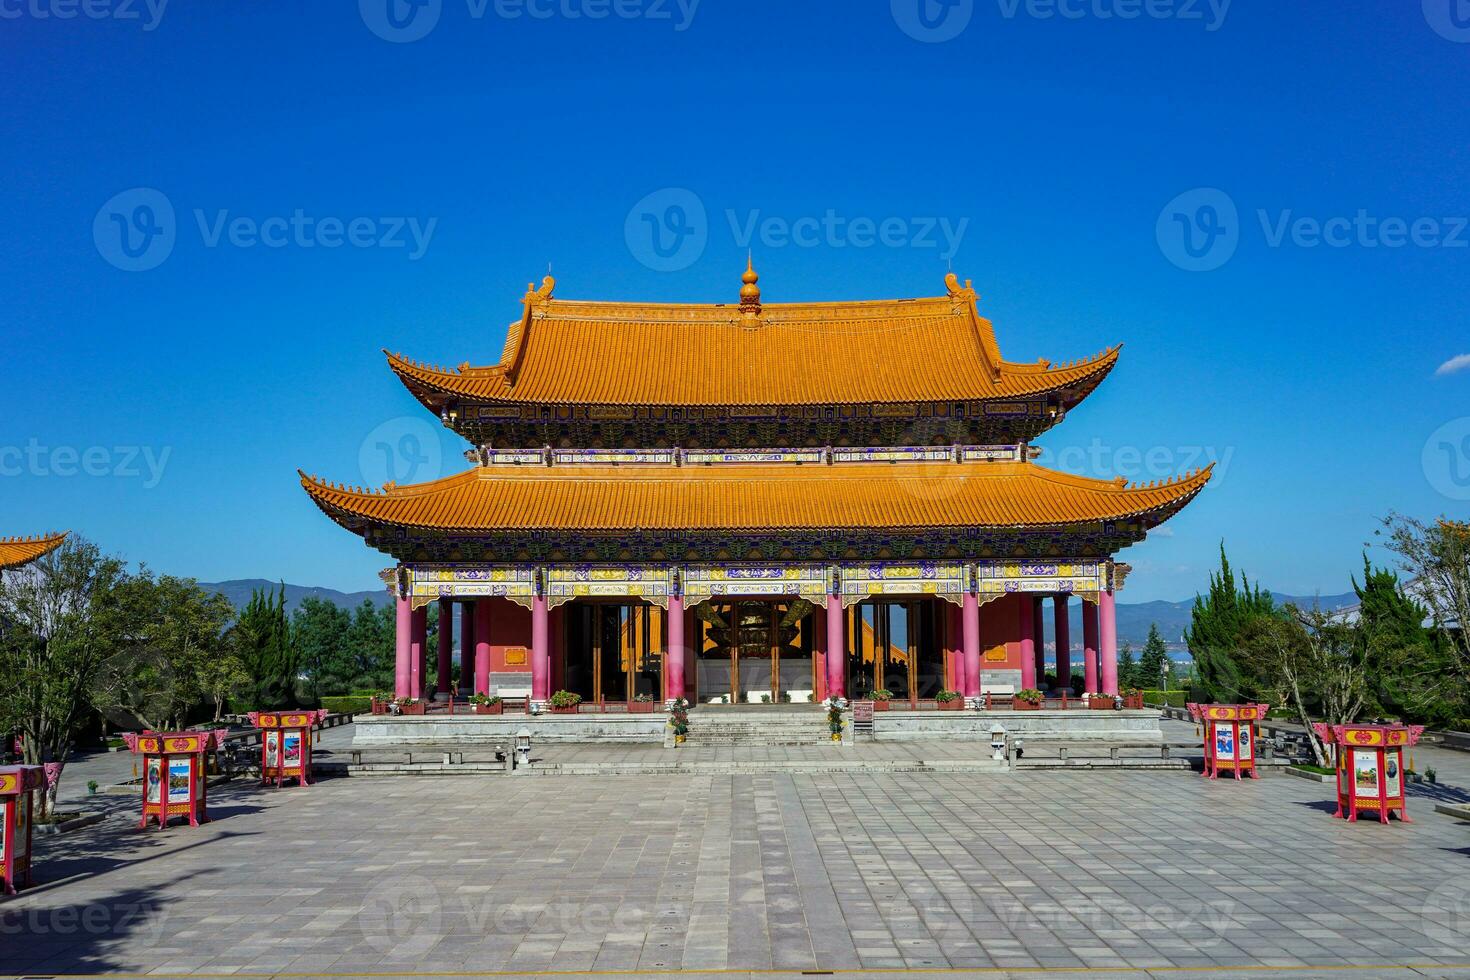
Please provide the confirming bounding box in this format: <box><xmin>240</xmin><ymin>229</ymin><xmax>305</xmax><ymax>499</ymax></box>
<box><xmin>0</xmin><ymin>766</ymin><xmax>44</xmax><ymax>894</ymax></box>
<box><xmin>1188</xmin><ymin>702</ymin><xmax>1268</xmax><ymax>779</ymax></box>
<box><xmin>1312</xmin><ymin>723</ymin><xmax>1424</xmax><ymax>824</ymax></box>
<box><xmin>122</xmin><ymin>731</ymin><xmax>215</xmax><ymax>829</ymax></box>
<box><xmin>248</xmin><ymin>710</ymin><xmax>327</xmax><ymax>788</ymax></box>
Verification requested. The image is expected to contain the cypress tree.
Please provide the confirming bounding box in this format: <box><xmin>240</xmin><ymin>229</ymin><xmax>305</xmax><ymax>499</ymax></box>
<box><xmin>1185</xmin><ymin>544</ymin><xmax>1278</xmax><ymax>701</ymax></box>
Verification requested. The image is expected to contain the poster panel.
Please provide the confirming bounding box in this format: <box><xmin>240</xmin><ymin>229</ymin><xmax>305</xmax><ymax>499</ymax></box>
<box><xmin>282</xmin><ymin>733</ymin><xmax>302</xmax><ymax>768</ymax></box>
<box><xmin>265</xmin><ymin>731</ymin><xmax>279</xmax><ymax>768</ymax></box>
<box><xmin>145</xmin><ymin>758</ymin><xmax>162</xmax><ymax>803</ymax></box>
<box><xmin>0</xmin><ymin>800</ymin><xmax>7</xmax><ymax>859</ymax></box>
<box><xmin>13</xmin><ymin>798</ymin><xmax>25</xmax><ymax>860</ymax></box>
<box><xmin>167</xmin><ymin>759</ymin><xmax>192</xmax><ymax>803</ymax></box>
<box><xmin>1213</xmin><ymin>723</ymin><xmax>1236</xmax><ymax>758</ymax></box>
<box><xmin>1384</xmin><ymin>750</ymin><xmax>1403</xmax><ymax>797</ymax></box>
<box><xmin>1238</xmin><ymin>726</ymin><xmax>1253</xmax><ymax>760</ymax></box>
<box><xmin>1352</xmin><ymin>749</ymin><xmax>1381</xmax><ymax>799</ymax></box>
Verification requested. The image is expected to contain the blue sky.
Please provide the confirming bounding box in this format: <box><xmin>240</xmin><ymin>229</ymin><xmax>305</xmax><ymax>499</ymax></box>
<box><xmin>2</xmin><ymin>1</ymin><xmax>1467</xmax><ymax>603</ymax></box>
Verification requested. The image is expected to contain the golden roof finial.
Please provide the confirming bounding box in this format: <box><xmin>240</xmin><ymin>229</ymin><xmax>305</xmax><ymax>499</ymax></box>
<box><xmin>739</xmin><ymin>253</ymin><xmax>761</xmax><ymax>315</ymax></box>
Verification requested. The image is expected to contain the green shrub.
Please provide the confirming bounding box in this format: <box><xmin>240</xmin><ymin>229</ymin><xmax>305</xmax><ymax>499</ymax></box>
<box><xmin>320</xmin><ymin>696</ymin><xmax>372</xmax><ymax>716</ymax></box>
<box><xmin>1140</xmin><ymin>690</ymin><xmax>1186</xmax><ymax>708</ymax></box>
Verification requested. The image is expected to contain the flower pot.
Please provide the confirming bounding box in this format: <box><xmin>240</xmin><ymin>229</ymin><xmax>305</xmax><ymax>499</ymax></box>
<box><xmin>936</xmin><ymin>699</ymin><xmax>964</xmax><ymax>711</ymax></box>
<box><xmin>399</xmin><ymin>702</ymin><xmax>426</xmax><ymax>716</ymax></box>
<box><xmin>1013</xmin><ymin>700</ymin><xmax>1042</xmax><ymax>711</ymax></box>
<box><xmin>551</xmin><ymin>705</ymin><xmax>580</xmax><ymax>714</ymax></box>
<box><xmin>830</xmin><ymin>732</ymin><xmax>842</xmax><ymax>741</ymax></box>
<box><xmin>474</xmin><ymin>703</ymin><xmax>503</xmax><ymax>715</ymax></box>
<box><xmin>628</xmin><ymin>701</ymin><xmax>656</xmax><ymax>714</ymax></box>
<box><xmin>1088</xmin><ymin>698</ymin><xmax>1116</xmax><ymax>711</ymax></box>
<box><xmin>870</xmin><ymin>701</ymin><xmax>890</xmax><ymax>712</ymax></box>
<box><xmin>1122</xmin><ymin>694</ymin><xmax>1144</xmax><ymax>709</ymax></box>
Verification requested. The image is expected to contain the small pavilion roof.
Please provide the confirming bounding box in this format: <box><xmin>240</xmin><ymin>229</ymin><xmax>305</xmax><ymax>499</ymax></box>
<box><xmin>386</xmin><ymin>271</ymin><xmax>1120</xmax><ymax>409</ymax></box>
<box><xmin>0</xmin><ymin>532</ymin><xmax>67</xmax><ymax>570</ymax></box>
<box><xmin>300</xmin><ymin>461</ymin><xmax>1210</xmax><ymax>537</ymax></box>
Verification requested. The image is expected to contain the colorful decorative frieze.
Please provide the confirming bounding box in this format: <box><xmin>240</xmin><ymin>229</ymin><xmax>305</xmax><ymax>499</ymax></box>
<box><xmin>683</xmin><ymin>565</ymin><xmax>830</xmax><ymax>604</ymax></box>
<box><xmin>472</xmin><ymin>444</ymin><xmax>1032</xmax><ymax>468</ymax></box>
<box><xmin>974</xmin><ymin>561</ymin><xmax>1108</xmax><ymax>603</ymax></box>
<box><xmin>407</xmin><ymin>565</ymin><xmax>537</xmax><ymax>605</ymax></box>
<box><xmin>546</xmin><ymin>566</ymin><xmax>670</xmax><ymax>609</ymax></box>
<box><xmin>839</xmin><ymin>562</ymin><xmax>967</xmax><ymax>606</ymax></box>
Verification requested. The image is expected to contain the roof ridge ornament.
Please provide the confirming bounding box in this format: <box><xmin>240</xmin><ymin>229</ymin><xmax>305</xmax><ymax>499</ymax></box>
<box><xmin>523</xmin><ymin>275</ymin><xmax>556</xmax><ymax>306</ymax></box>
<box><xmin>945</xmin><ymin>271</ymin><xmax>978</xmax><ymax>304</ymax></box>
<box><xmin>739</xmin><ymin>254</ymin><xmax>762</xmax><ymax>321</ymax></box>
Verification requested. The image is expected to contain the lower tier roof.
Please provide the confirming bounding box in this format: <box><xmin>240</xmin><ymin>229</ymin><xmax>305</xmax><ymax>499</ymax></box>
<box><xmin>300</xmin><ymin>460</ymin><xmax>1210</xmax><ymax>536</ymax></box>
<box><xmin>0</xmin><ymin>532</ymin><xmax>68</xmax><ymax>570</ymax></box>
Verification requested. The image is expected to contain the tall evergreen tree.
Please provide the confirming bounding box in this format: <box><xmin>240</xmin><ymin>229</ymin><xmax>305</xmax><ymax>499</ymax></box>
<box><xmin>1185</xmin><ymin>544</ymin><xmax>1279</xmax><ymax>701</ymax></box>
<box><xmin>292</xmin><ymin>597</ymin><xmax>354</xmax><ymax>699</ymax></box>
<box><xmin>1116</xmin><ymin>642</ymin><xmax>1137</xmax><ymax>691</ymax></box>
<box><xmin>234</xmin><ymin>584</ymin><xmax>294</xmax><ymax>708</ymax></box>
<box><xmin>1139</xmin><ymin>624</ymin><xmax>1171</xmax><ymax>691</ymax></box>
<box><xmin>1351</xmin><ymin>553</ymin><xmax>1454</xmax><ymax>725</ymax></box>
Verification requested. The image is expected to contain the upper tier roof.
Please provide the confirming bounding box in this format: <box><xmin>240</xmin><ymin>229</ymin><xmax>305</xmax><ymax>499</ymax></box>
<box><xmin>300</xmin><ymin>461</ymin><xmax>1210</xmax><ymax>536</ymax></box>
<box><xmin>0</xmin><ymin>532</ymin><xmax>67</xmax><ymax>570</ymax></box>
<box><xmin>387</xmin><ymin>271</ymin><xmax>1120</xmax><ymax>409</ymax></box>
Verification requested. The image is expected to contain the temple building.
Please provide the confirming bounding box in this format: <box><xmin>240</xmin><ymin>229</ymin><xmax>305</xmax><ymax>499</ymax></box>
<box><xmin>302</xmin><ymin>267</ymin><xmax>1208</xmax><ymax>710</ymax></box>
<box><xmin>0</xmin><ymin>533</ymin><xmax>67</xmax><ymax>573</ymax></box>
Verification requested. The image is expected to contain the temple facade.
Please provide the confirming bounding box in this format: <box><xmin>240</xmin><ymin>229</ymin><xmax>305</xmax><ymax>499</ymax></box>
<box><xmin>303</xmin><ymin>266</ymin><xmax>1208</xmax><ymax>709</ymax></box>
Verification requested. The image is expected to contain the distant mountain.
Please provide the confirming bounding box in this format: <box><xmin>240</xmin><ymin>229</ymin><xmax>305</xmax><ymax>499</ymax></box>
<box><xmin>199</xmin><ymin>579</ymin><xmax>1358</xmax><ymax>653</ymax></box>
<box><xmin>199</xmin><ymin>579</ymin><xmax>389</xmax><ymax>617</ymax></box>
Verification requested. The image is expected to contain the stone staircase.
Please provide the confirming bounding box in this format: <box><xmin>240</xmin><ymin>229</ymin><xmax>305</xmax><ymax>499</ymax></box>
<box><xmin>684</xmin><ymin>708</ymin><xmax>832</xmax><ymax>746</ymax></box>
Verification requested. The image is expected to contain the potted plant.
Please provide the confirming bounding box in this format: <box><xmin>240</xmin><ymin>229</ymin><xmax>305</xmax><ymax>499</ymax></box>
<box><xmin>470</xmin><ymin>693</ymin><xmax>503</xmax><ymax>715</ymax></box>
<box><xmin>371</xmin><ymin>692</ymin><xmax>393</xmax><ymax>715</ymax></box>
<box><xmin>935</xmin><ymin>690</ymin><xmax>964</xmax><ymax>711</ymax></box>
<box><xmin>87</xmin><ymin>780</ymin><xmax>99</xmax><ymax>796</ymax></box>
<box><xmin>629</xmin><ymin>694</ymin><xmax>657</xmax><ymax>713</ymax></box>
<box><xmin>1087</xmin><ymin>692</ymin><xmax>1117</xmax><ymax>711</ymax></box>
<box><xmin>1426</xmin><ymin>767</ymin><xmax>1438</xmax><ymax>784</ymax></box>
<box><xmin>549</xmin><ymin>690</ymin><xmax>582</xmax><ymax>714</ymax></box>
<box><xmin>827</xmin><ymin>701</ymin><xmax>845</xmax><ymax>741</ymax></box>
<box><xmin>1119</xmin><ymin>687</ymin><xmax>1145</xmax><ymax>709</ymax></box>
<box><xmin>1014</xmin><ymin>688</ymin><xmax>1044</xmax><ymax>711</ymax></box>
<box><xmin>669</xmin><ymin>697</ymin><xmax>690</xmax><ymax>744</ymax></box>
<box><xmin>395</xmin><ymin>697</ymin><xmax>426</xmax><ymax>716</ymax></box>
<box><xmin>870</xmin><ymin>689</ymin><xmax>893</xmax><ymax>712</ymax></box>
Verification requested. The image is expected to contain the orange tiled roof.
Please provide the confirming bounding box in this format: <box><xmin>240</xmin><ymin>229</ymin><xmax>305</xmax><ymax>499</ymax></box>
<box><xmin>300</xmin><ymin>462</ymin><xmax>1210</xmax><ymax>536</ymax></box>
<box><xmin>386</xmin><ymin>273</ymin><xmax>1119</xmax><ymax>408</ymax></box>
<box><xmin>0</xmin><ymin>532</ymin><xmax>67</xmax><ymax>570</ymax></box>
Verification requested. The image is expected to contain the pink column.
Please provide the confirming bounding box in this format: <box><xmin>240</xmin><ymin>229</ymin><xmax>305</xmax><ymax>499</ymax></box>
<box><xmin>531</xmin><ymin>594</ymin><xmax>550</xmax><ymax>703</ymax></box>
<box><xmin>962</xmin><ymin>592</ymin><xmax>981</xmax><ymax>698</ymax></box>
<box><xmin>1099</xmin><ymin>589</ymin><xmax>1119</xmax><ymax>695</ymax></box>
<box><xmin>436</xmin><ymin>603</ymin><xmax>453</xmax><ymax>698</ymax></box>
<box><xmin>825</xmin><ymin>595</ymin><xmax>845</xmax><ymax>699</ymax></box>
<box><xmin>1033</xmin><ymin>598</ymin><xmax>1047</xmax><ymax>688</ymax></box>
<box><xmin>394</xmin><ymin>594</ymin><xmax>412</xmax><ymax>699</ymax></box>
<box><xmin>1053</xmin><ymin>596</ymin><xmax>1071</xmax><ymax>692</ymax></box>
<box><xmin>666</xmin><ymin>596</ymin><xmax>686</xmax><ymax>702</ymax></box>
<box><xmin>459</xmin><ymin>602</ymin><xmax>474</xmax><ymax>689</ymax></box>
<box><xmin>474</xmin><ymin>598</ymin><xmax>491</xmax><ymax>696</ymax></box>
<box><xmin>1082</xmin><ymin>599</ymin><xmax>1100</xmax><ymax>693</ymax></box>
<box><xmin>409</xmin><ymin>606</ymin><xmax>427</xmax><ymax>700</ymax></box>
<box><xmin>1018</xmin><ymin>595</ymin><xmax>1036</xmax><ymax>690</ymax></box>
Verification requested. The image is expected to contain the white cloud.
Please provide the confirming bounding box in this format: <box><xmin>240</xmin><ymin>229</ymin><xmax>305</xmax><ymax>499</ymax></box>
<box><xmin>1150</xmin><ymin>526</ymin><xmax>1176</xmax><ymax>538</ymax></box>
<box><xmin>1436</xmin><ymin>353</ymin><xmax>1470</xmax><ymax>376</ymax></box>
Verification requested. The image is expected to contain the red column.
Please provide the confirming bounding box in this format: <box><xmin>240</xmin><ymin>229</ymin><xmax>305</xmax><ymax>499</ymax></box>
<box><xmin>474</xmin><ymin>598</ymin><xmax>491</xmax><ymax>696</ymax></box>
<box><xmin>459</xmin><ymin>602</ymin><xmax>474</xmax><ymax>689</ymax></box>
<box><xmin>666</xmin><ymin>595</ymin><xmax>685</xmax><ymax>702</ymax></box>
<box><xmin>409</xmin><ymin>606</ymin><xmax>427</xmax><ymax>700</ymax></box>
<box><xmin>962</xmin><ymin>592</ymin><xmax>981</xmax><ymax>699</ymax></box>
<box><xmin>1054</xmin><ymin>596</ymin><xmax>1071</xmax><ymax>693</ymax></box>
<box><xmin>436</xmin><ymin>603</ymin><xmax>453</xmax><ymax>698</ymax></box>
<box><xmin>1083</xmin><ymin>599</ymin><xmax>1100</xmax><ymax>693</ymax></box>
<box><xmin>394</xmin><ymin>594</ymin><xmax>412</xmax><ymax>699</ymax></box>
<box><xmin>1033</xmin><ymin>598</ymin><xmax>1047</xmax><ymax>689</ymax></box>
<box><xmin>825</xmin><ymin>595</ymin><xmax>845</xmax><ymax>699</ymax></box>
<box><xmin>1018</xmin><ymin>595</ymin><xmax>1036</xmax><ymax>690</ymax></box>
<box><xmin>531</xmin><ymin>595</ymin><xmax>550</xmax><ymax>703</ymax></box>
<box><xmin>1100</xmin><ymin>590</ymin><xmax>1119</xmax><ymax>695</ymax></box>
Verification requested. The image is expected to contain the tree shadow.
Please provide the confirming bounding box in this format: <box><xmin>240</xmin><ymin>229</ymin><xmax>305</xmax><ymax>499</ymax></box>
<box><xmin>1408</xmin><ymin>781</ymin><xmax>1470</xmax><ymax>805</ymax></box>
<box><xmin>1291</xmin><ymin>799</ymin><xmax>1341</xmax><ymax>814</ymax></box>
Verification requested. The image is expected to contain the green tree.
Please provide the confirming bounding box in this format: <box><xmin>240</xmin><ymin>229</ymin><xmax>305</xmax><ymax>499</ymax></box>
<box><xmin>0</xmin><ymin>537</ymin><xmax>126</xmax><ymax>815</ymax></box>
<box><xmin>1378</xmin><ymin>515</ymin><xmax>1470</xmax><ymax>724</ymax></box>
<box><xmin>1185</xmin><ymin>544</ymin><xmax>1280</xmax><ymax>701</ymax></box>
<box><xmin>341</xmin><ymin>599</ymin><xmax>396</xmax><ymax>690</ymax></box>
<box><xmin>1349</xmin><ymin>553</ymin><xmax>1453</xmax><ymax>725</ymax></box>
<box><xmin>1139</xmin><ymin>624</ymin><xmax>1170</xmax><ymax>691</ymax></box>
<box><xmin>1116</xmin><ymin>642</ymin><xmax>1137</xmax><ymax>691</ymax></box>
<box><xmin>1243</xmin><ymin>606</ymin><xmax>1368</xmax><ymax>765</ymax></box>
<box><xmin>292</xmin><ymin>597</ymin><xmax>354</xmax><ymax>699</ymax></box>
<box><xmin>233</xmin><ymin>584</ymin><xmax>294</xmax><ymax>708</ymax></box>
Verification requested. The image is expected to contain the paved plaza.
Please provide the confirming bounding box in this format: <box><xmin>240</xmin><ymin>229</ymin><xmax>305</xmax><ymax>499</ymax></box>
<box><xmin>3</xmin><ymin>734</ymin><xmax>1469</xmax><ymax>980</ymax></box>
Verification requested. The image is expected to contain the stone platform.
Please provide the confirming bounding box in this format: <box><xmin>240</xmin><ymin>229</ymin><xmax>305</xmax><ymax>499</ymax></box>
<box><xmin>351</xmin><ymin>705</ymin><xmax>1164</xmax><ymax>748</ymax></box>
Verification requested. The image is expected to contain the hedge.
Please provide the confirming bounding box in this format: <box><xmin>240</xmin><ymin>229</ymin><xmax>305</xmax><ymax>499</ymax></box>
<box><xmin>320</xmin><ymin>696</ymin><xmax>372</xmax><ymax>716</ymax></box>
<box><xmin>1140</xmin><ymin>690</ymin><xmax>1186</xmax><ymax>708</ymax></box>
